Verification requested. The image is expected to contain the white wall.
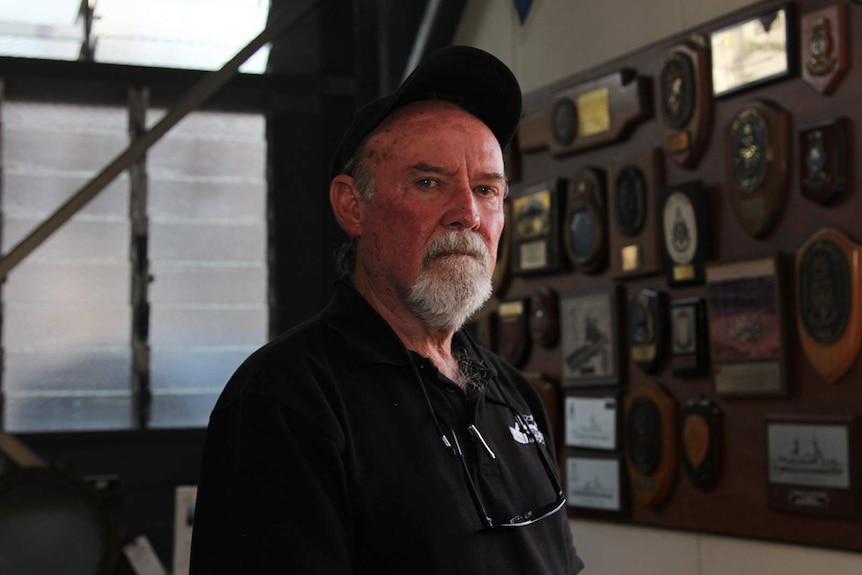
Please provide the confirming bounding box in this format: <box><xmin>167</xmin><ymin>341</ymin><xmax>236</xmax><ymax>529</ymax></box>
<box><xmin>455</xmin><ymin>1</ymin><xmax>862</xmax><ymax>573</ymax></box>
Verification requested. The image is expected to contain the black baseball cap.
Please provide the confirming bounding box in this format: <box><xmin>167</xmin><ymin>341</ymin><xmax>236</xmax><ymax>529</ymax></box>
<box><xmin>330</xmin><ymin>45</ymin><xmax>522</xmax><ymax>178</ymax></box>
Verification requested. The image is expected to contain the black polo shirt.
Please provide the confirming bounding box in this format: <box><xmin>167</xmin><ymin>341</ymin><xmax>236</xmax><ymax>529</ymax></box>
<box><xmin>190</xmin><ymin>281</ymin><xmax>583</xmax><ymax>574</ymax></box>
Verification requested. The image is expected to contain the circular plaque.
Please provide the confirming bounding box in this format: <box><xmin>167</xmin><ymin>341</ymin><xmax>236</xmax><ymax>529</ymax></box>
<box><xmin>799</xmin><ymin>238</ymin><xmax>851</xmax><ymax>345</ymax></box>
<box><xmin>627</xmin><ymin>396</ymin><xmax>662</xmax><ymax>476</ymax></box>
<box><xmin>564</xmin><ymin>169</ymin><xmax>607</xmax><ymax>272</ymax></box>
<box><xmin>660</xmin><ymin>50</ymin><xmax>695</xmax><ymax>130</ymax></box>
<box><xmin>730</xmin><ymin>108</ymin><xmax>768</xmax><ymax>196</ymax></box>
<box><xmin>551</xmin><ymin>97</ymin><xmax>577</xmax><ymax>147</ymax></box>
<box><xmin>662</xmin><ymin>191</ymin><xmax>698</xmax><ymax>266</ymax></box>
<box><xmin>614</xmin><ymin>166</ymin><xmax>646</xmax><ymax>237</ymax></box>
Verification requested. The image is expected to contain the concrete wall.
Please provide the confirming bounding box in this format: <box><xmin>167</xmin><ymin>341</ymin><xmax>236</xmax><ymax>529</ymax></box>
<box><xmin>455</xmin><ymin>1</ymin><xmax>862</xmax><ymax>573</ymax></box>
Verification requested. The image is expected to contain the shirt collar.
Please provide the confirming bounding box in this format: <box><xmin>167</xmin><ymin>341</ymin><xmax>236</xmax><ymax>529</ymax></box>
<box><xmin>323</xmin><ymin>280</ymin><xmax>498</xmax><ymax>383</ymax></box>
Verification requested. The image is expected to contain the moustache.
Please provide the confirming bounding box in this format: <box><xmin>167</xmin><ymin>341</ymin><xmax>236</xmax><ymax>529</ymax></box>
<box><xmin>423</xmin><ymin>232</ymin><xmax>490</xmax><ymax>267</ymax></box>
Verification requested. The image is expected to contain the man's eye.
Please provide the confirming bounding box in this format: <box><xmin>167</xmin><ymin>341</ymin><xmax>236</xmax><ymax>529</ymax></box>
<box><xmin>476</xmin><ymin>186</ymin><xmax>498</xmax><ymax>197</ymax></box>
<box><xmin>417</xmin><ymin>178</ymin><xmax>437</xmax><ymax>188</ymax></box>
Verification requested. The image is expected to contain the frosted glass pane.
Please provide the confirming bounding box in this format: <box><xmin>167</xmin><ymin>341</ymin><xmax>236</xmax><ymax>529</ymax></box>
<box><xmin>151</xmin><ymin>349</ymin><xmax>251</xmax><ymax>392</ymax></box>
<box><xmin>150</xmin><ymin>264</ymin><xmax>265</xmax><ymax>304</ymax></box>
<box><xmin>149</xmin><ymin>221</ymin><xmax>264</xmax><ymax>261</ymax></box>
<box><xmin>2</xmin><ymin>102</ymin><xmax>128</xmax><ymax>132</ymax></box>
<box><xmin>4</xmin><ymin>395</ymin><xmax>133</xmax><ymax>433</ymax></box>
<box><xmin>148</xmin><ymin>109</ymin><xmax>267</xmax><ymax>428</ymax></box>
<box><xmin>2</xmin><ymin>101</ymin><xmax>132</xmax><ymax>432</ymax></box>
<box><xmin>5</xmin><ymin>263</ymin><xmax>129</xmax><ymax>303</ymax></box>
<box><xmin>149</xmin><ymin>392</ymin><xmax>220</xmax><ymax>429</ymax></box>
<box><xmin>148</xmin><ymin>138</ymin><xmax>265</xmax><ymax>179</ymax></box>
<box><xmin>4</xmin><ymin>131</ymin><xmax>129</xmax><ymax>173</ymax></box>
<box><xmin>4</xmin><ymin>218</ymin><xmax>129</xmax><ymax>260</ymax></box>
<box><xmin>4</xmin><ymin>350</ymin><xmax>131</xmax><ymax>393</ymax></box>
<box><xmin>4</xmin><ymin>307</ymin><xmax>130</xmax><ymax>347</ymax></box>
<box><xmin>150</xmin><ymin>308</ymin><xmax>267</xmax><ymax>347</ymax></box>
<box><xmin>4</xmin><ymin>172</ymin><xmax>129</xmax><ymax>218</ymax></box>
<box><xmin>148</xmin><ymin>180</ymin><xmax>264</xmax><ymax>220</ymax></box>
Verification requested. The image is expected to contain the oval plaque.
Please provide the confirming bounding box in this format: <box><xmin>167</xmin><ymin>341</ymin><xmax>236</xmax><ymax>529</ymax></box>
<box><xmin>624</xmin><ymin>383</ymin><xmax>678</xmax><ymax>508</ymax></box>
<box><xmin>614</xmin><ymin>166</ymin><xmax>646</xmax><ymax>237</ymax></box>
<box><xmin>796</xmin><ymin>228</ymin><xmax>862</xmax><ymax>384</ymax></box>
<box><xmin>564</xmin><ymin>168</ymin><xmax>608</xmax><ymax>273</ymax></box>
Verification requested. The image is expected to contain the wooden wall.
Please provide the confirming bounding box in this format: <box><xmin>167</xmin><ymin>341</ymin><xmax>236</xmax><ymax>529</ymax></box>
<box><xmin>481</xmin><ymin>0</ymin><xmax>862</xmax><ymax>551</ymax></box>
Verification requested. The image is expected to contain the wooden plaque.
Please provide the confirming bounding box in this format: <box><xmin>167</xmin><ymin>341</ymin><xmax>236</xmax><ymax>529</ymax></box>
<box><xmin>609</xmin><ymin>148</ymin><xmax>665</xmax><ymax>279</ymax></box>
<box><xmin>670</xmin><ymin>297</ymin><xmax>709</xmax><ymax>377</ymax></box>
<box><xmin>563</xmin><ymin>167</ymin><xmax>608</xmax><ymax>274</ymax></box>
<box><xmin>681</xmin><ymin>397</ymin><xmax>722</xmax><ymax>489</ymax></box>
<box><xmin>661</xmin><ymin>180</ymin><xmax>710</xmax><ymax>286</ymax></box>
<box><xmin>767</xmin><ymin>414</ymin><xmax>862</xmax><ymax>519</ymax></box>
<box><xmin>725</xmin><ymin>101</ymin><xmax>790</xmax><ymax>238</ymax></box>
<box><xmin>800</xmin><ymin>3</ymin><xmax>849</xmax><ymax>95</ymax></box>
<box><xmin>799</xmin><ymin>117</ymin><xmax>851</xmax><ymax>206</ymax></box>
<box><xmin>624</xmin><ymin>382</ymin><xmax>678</xmax><ymax>509</ymax></box>
<box><xmin>529</xmin><ymin>286</ymin><xmax>560</xmax><ymax>349</ymax></box>
<box><xmin>796</xmin><ymin>228</ymin><xmax>862</xmax><ymax>384</ymax></box>
<box><xmin>659</xmin><ymin>36</ymin><xmax>713</xmax><ymax>168</ymax></box>
<box><xmin>628</xmin><ymin>288</ymin><xmax>667</xmax><ymax>375</ymax></box>
<box><xmin>546</xmin><ymin>68</ymin><xmax>652</xmax><ymax>156</ymax></box>
<box><xmin>706</xmin><ymin>256</ymin><xmax>787</xmax><ymax>397</ymax></box>
<box><xmin>560</xmin><ymin>286</ymin><xmax>623</xmax><ymax>388</ymax></box>
<box><xmin>512</xmin><ymin>180</ymin><xmax>566</xmax><ymax>276</ymax></box>
<box><xmin>497</xmin><ymin>298</ymin><xmax>531</xmax><ymax>368</ymax></box>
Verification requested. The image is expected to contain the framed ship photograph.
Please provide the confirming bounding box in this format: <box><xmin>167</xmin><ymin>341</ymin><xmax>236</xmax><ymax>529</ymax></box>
<box><xmin>560</xmin><ymin>286</ymin><xmax>623</xmax><ymax>388</ymax></box>
<box><xmin>565</xmin><ymin>453</ymin><xmax>627</xmax><ymax>517</ymax></box>
<box><xmin>766</xmin><ymin>414</ymin><xmax>861</xmax><ymax>519</ymax></box>
<box><xmin>706</xmin><ymin>256</ymin><xmax>787</xmax><ymax>397</ymax></box>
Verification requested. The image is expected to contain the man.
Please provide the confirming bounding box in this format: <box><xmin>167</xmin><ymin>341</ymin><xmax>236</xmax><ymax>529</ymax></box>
<box><xmin>190</xmin><ymin>45</ymin><xmax>583</xmax><ymax>574</ymax></box>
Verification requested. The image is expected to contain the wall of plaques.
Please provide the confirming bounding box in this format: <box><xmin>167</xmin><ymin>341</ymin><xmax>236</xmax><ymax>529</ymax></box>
<box><xmin>474</xmin><ymin>0</ymin><xmax>862</xmax><ymax>552</ymax></box>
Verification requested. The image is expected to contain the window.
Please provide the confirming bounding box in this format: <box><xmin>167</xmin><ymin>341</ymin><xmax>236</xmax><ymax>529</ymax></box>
<box><xmin>0</xmin><ymin>0</ymin><xmax>270</xmax><ymax>74</ymax></box>
<box><xmin>1</xmin><ymin>100</ymin><xmax>268</xmax><ymax>432</ymax></box>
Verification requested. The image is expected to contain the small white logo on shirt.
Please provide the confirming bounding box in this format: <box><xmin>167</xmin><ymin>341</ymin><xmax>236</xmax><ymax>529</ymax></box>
<box><xmin>509</xmin><ymin>414</ymin><xmax>545</xmax><ymax>445</ymax></box>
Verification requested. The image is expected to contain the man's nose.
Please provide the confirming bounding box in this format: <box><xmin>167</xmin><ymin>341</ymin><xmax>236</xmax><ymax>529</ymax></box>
<box><xmin>445</xmin><ymin>183</ymin><xmax>481</xmax><ymax>230</ymax></box>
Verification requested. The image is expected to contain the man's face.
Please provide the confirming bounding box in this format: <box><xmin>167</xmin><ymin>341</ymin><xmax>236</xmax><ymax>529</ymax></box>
<box><xmin>354</xmin><ymin>100</ymin><xmax>507</xmax><ymax>330</ymax></box>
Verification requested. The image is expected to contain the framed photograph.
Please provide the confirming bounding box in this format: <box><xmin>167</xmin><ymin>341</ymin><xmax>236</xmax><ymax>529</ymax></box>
<box><xmin>564</xmin><ymin>389</ymin><xmax>620</xmax><ymax>450</ymax></box>
<box><xmin>710</xmin><ymin>4</ymin><xmax>796</xmax><ymax>98</ymax></box>
<box><xmin>766</xmin><ymin>414</ymin><xmax>861</xmax><ymax>518</ymax></box>
<box><xmin>706</xmin><ymin>256</ymin><xmax>787</xmax><ymax>397</ymax></box>
<box><xmin>560</xmin><ymin>286</ymin><xmax>622</xmax><ymax>387</ymax></box>
<box><xmin>565</xmin><ymin>453</ymin><xmax>627</xmax><ymax>516</ymax></box>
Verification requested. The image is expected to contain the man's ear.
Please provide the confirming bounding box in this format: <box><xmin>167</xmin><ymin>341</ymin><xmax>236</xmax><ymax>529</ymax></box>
<box><xmin>330</xmin><ymin>174</ymin><xmax>363</xmax><ymax>238</ymax></box>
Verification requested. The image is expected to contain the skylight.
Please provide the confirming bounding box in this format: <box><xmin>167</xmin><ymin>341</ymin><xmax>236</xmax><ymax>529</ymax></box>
<box><xmin>0</xmin><ymin>0</ymin><xmax>271</xmax><ymax>74</ymax></box>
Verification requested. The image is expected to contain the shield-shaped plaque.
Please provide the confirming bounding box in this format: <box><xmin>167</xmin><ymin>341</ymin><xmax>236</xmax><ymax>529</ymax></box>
<box><xmin>800</xmin><ymin>4</ymin><xmax>849</xmax><ymax>95</ymax></box>
<box><xmin>680</xmin><ymin>397</ymin><xmax>722</xmax><ymax>488</ymax></box>
<box><xmin>796</xmin><ymin>228</ymin><xmax>862</xmax><ymax>384</ymax></box>
<box><xmin>725</xmin><ymin>101</ymin><xmax>790</xmax><ymax>239</ymax></box>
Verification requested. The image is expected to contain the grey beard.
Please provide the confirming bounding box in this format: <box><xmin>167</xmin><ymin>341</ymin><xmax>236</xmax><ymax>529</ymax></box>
<box><xmin>406</xmin><ymin>232</ymin><xmax>492</xmax><ymax>332</ymax></box>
